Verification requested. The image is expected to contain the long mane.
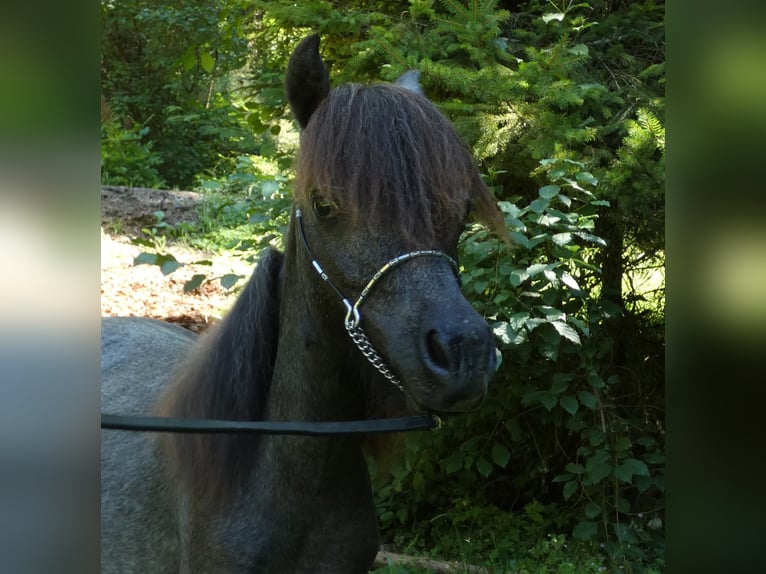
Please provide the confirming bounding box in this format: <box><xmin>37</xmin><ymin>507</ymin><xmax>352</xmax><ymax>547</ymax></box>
<box><xmin>294</xmin><ymin>83</ymin><xmax>507</xmax><ymax>247</ymax></box>
<box><xmin>155</xmin><ymin>248</ymin><xmax>283</xmax><ymax>511</ymax></box>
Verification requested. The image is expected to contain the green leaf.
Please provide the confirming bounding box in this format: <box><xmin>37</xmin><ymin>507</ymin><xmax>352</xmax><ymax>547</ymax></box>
<box><xmin>635</xmin><ymin>475</ymin><xmax>653</xmax><ymax>492</ymax></box>
<box><xmin>492</xmin><ymin>322</ymin><xmax>515</xmax><ymax>345</ymax></box>
<box><xmin>542</xmin><ymin>12</ymin><xmax>565</xmax><ymax>23</ymax></box>
<box><xmin>560</xmin><ymin>272</ymin><xmax>580</xmax><ymax>290</ymax></box>
<box><xmin>615</xmin><ymin>458</ymin><xmax>650</xmax><ymax>483</ymax></box>
<box><xmin>588</xmin><ymin>373</ymin><xmax>605</xmax><ymax>389</ymax></box>
<box><xmin>476</xmin><ymin>456</ymin><xmax>493</xmax><ymax>478</ymax></box>
<box><xmin>199</xmin><ymin>51</ymin><xmax>215</xmax><ymax>73</ymax></box>
<box><xmin>491</xmin><ymin>442</ymin><xmax>511</xmax><ymax>469</ymax></box>
<box><xmin>498</xmin><ymin>201</ymin><xmax>521</xmax><ymax>217</ymax></box>
<box><xmin>585</xmin><ymin>502</ymin><xmax>602</xmax><ymax>519</ymax></box>
<box><xmin>614</xmin><ymin>436</ymin><xmax>632</xmax><ymax>451</ymax></box>
<box><xmin>552</xmin><ymin>321</ymin><xmax>581</xmax><ymax>345</ymax></box>
<box><xmin>573</xmin><ymin>521</ymin><xmax>598</xmax><ymax>541</ymax></box>
<box><xmin>562</xmin><ymin>479</ymin><xmax>578</xmax><ymax>500</ymax></box>
<box><xmin>577</xmin><ymin>390</ymin><xmax>599</xmax><ymax>409</ymax></box>
<box><xmin>412</xmin><ymin>471</ymin><xmax>425</xmax><ymax>491</ymax></box>
<box><xmin>539</xmin><ymin>185</ymin><xmax>560</xmax><ymax>199</ymax></box>
<box><xmin>160</xmin><ymin>260</ymin><xmax>182</xmax><ymax>275</ymax></box>
<box><xmin>551</xmin><ymin>232</ymin><xmax>573</xmax><ymax>246</ymax></box>
<box><xmin>576</xmin><ymin>171</ymin><xmax>598</xmax><ymax>186</ymax></box>
<box><xmin>540</xmin><ymin>393</ymin><xmax>558</xmax><ymax>411</ymax></box>
<box><xmin>445</xmin><ymin>454</ymin><xmax>463</xmax><ymax>474</ymax></box>
<box><xmin>133</xmin><ymin>252</ymin><xmax>157</xmax><ymax>266</ymax></box>
<box><xmin>184</xmin><ymin>274</ymin><xmax>206</xmax><ymax>293</ymax></box>
<box><xmin>565</xmin><ymin>463</ymin><xmax>584</xmax><ymax>474</ymax></box>
<box><xmin>585</xmin><ymin>451</ymin><xmax>611</xmax><ymax>483</ymax></box>
<box><xmin>529</xmin><ymin>197</ymin><xmax>549</xmax><ymax>213</ymax></box>
<box><xmin>560</xmin><ymin>395</ymin><xmax>579</xmax><ymax>415</ymax></box>
<box><xmin>569</xmin><ymin>44</ymin><xmax>589</xmax><ymax>57</ymax></box>
<box><xmin>550</xmin><ymin>374</ymin><xmax>571</xmax><ymax>394</ymax></box>
<box><xmin>220</xmin><ymin>274</ymin><xmax>242</xmax><ymax>290</ymax></box>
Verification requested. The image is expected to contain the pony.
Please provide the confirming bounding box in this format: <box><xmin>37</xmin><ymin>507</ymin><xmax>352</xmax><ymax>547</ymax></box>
<box><xmin>101</xmin><ymin>34</ymin><xmax>506</xmax><ymax>573</ymax></box>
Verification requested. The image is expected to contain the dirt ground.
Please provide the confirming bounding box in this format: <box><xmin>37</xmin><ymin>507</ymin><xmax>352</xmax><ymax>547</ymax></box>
<box><xmin>100</xmin><ymin>186</ymin><xmax>244</xmax><ymax>333</ymax></box>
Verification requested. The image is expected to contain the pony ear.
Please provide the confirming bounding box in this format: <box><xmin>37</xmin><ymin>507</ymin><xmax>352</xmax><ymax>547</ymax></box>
<box><xmin>285</xmin><ymin>34</ymin><xmax>330</xmax><ymax>129</ymax></box>
<box><xmin>393</xmin><ymin>70</ymin><xmax>424</xmax><ymax>96</ymax></box>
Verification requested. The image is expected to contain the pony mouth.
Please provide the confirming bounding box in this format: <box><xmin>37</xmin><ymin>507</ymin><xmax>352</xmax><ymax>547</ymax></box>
<box><xmin>404</xmin><ymin>385</ymin><xmax>487</xmax><ymax>415</ymax></box>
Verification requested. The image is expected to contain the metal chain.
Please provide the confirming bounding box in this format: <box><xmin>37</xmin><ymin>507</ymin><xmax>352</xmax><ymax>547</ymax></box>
<box><xmin>346</xmin><ymin>324</ymin><xmax>405</xmax><ymax>391</ymax></box>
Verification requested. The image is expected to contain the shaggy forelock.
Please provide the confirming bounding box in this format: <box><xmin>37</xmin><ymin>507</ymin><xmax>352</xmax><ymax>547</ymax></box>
<box><xmin>294</xmin><ymin>83</ymin><xmax>505</xmax><ymax>246</ymax></box>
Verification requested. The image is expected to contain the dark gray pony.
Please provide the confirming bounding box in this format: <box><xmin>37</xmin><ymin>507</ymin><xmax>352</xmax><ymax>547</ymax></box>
<box><xmin>101</xmin><ymin>34</ymin><xmax>507</xmax><ymax>573</ymax></box>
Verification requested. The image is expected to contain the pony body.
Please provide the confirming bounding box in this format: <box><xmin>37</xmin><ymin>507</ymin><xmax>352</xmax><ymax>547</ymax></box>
<box><xmin>101</xmin><ymin>34</ymin><xmax>504</xmax><ymax>573</ymax></box>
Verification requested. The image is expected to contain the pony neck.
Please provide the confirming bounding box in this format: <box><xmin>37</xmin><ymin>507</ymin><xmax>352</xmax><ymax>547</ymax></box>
<box><xmin>266</xmin><ymin>243</ymin><xmax>368</xmax><ymax>424</ymax></box>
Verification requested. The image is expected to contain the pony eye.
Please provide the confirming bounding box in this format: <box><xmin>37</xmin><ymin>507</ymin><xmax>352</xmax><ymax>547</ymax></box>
<box><xmin>312</xmin><ymin>195</ymin><xmax>336</xmax><ymax>219</ymax></box>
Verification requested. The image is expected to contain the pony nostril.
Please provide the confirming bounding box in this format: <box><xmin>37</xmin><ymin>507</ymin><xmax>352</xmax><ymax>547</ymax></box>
<box><xmin>425</xmin><ymin>329</ymin><xmax>454</xmax><ymax>372</ymax></box>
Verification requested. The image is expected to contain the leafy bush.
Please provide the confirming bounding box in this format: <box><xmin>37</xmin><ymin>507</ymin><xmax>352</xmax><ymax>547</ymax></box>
<box><xmin>100</xmin><ymin>117</ymin><xmax>165</xmax><ymax>188</ymax></box>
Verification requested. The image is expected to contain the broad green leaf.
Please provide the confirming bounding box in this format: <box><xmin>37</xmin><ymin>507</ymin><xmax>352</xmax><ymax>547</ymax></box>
<box><xmin>509</xmin><ymin>231</ymin><xmax>531</xmax><ymax>249</ymax></box>
<box><xmin>577</xmin><ymin>390</ymin><xmax>599</xmax><ymax>409</ymax></box>
<box><xmin>585</xmin><ymin>451</ymin><xmax>611</xmax><ymax>483</ymax></box>
<box><xmin>184</xmin><ymin>274</ymin><xmax>206</xmax><ymax>293</ymax></box>
<box><xmin>412</xmin><ymin>471</ymin><xmax>425</xmax><ymax>491</ymax></box>
<box><xmin>529</xmin><ymin>197</ymin><xmax>549</xmax><ymax>213</ymax></box>
<box><xmin>220</xmin><ymin>274</ymin><xmax>242</xmax><ymax>290</ymax></box>
<box><xmin>160</xmin><ymin>260</ymin><xmax>182</xmax><ymax>275</ymax></box>
<box><xmin>199</xmin><ymin>52</ymin><xmax>215</xmax><ymax>73</ymax></box>
<box><xmin>585</xmin><ymin>502</ymin><xmax>602</xmax><ymax>519</ymax></box>
<box><xmin>133</xmin><ymin>252</ymin><xmax>157</xmax><ymax>266</ymax></box>
<box><xmin>445</xmin><ymin>455</ymin><xmax>463</xmax><ymax>474</ymax></box>
<box><xmin>573</xmin><ymin>521</ymin><xmax>598</xmax><ymax>541</ymax></box>
<box><xmin>573</xmin><ymin>231</ymin><xmax>607</xmax><ymax>247</ymax></box>
<box><xmin>540</xmin><ymin>393</ymin><xmax>558</xmax><ymax>411</ymax></box>
<box><xmin>562</xmin><ymin>479</ymin><xmax>578</xmax><ymax>500</ymax></box>
<box><xmin>542</xmin><ymin>12</ymin><xmax>565</xmax><ymax>23</ymax></box>
<box><xmin>551</xmin><ymin>232</ymin><xmax>573</xmax><ymax>246</ymax></box>
<box><xmin>539</xmin><ymin>184</ymin><xmax>560</xmax><ymax>199</ymax></box>
<box><xmin>588</xmin><ymin>373</ymin><xmax>606</xmax><ymax>389</ymax></box>
<box><xmin>560</xmin><ymin>272</ymin><xmax>580</xmax><ymax>290</ymax></box>
<box><xmin>509</xmin><ymin>312</ymin><xmax>529</xmax><ymax>331</ymax></box>
<box><xmin>634</xmin><ymin>475</ymin><xmax>653</xmax><ymax>492</ymax></box>
<box><xmin>492</xmin><ymin>322</ymin><xmax>515</xmax><ymax>345</ymax></box>
<box><xmin>589</xmin><ymin>431</ymin><xmax>606</xmax><ymax>447</ymax></box>
<box><xmin>498</xmin><ymin>201</ymin><xmax>521</xmax><ymax>217</ymax></box>
<box><xmin>614</xmin><ymin>458</ymin><xmax>650</xmax><ymax>483</ymax></box>
<box><xmin>552</xmin><ymin>473</ymin><xmax>571</xmax><ymax>483</ymax></box>
<box><xmin>181</xmin><ymin>50</ymin><xmax>196</xmax><ymax>71</ymax></box>
<box><xmin>550</xmin><ymin>374</ymin><xmax>571</xmax><ymax>395</ymax></box>
<box><xmin>552</xmin><ymin>321</ymin><xmax>581</xmax><ymax>345</ymax></box>
<box><xmin>260</xmin><ymin>179</ymin><xmax>280</xmax><ymax>197</ymax></box>
<box><xmin>569</xmin><ymin>44</ymin><xmax>589</xmax><ymax>57</ymax></box>
<box><xmin>527</xmin><ymin>263</ymin><xmax>548</xmax><ymax>276</ymax></box>
<box><xmin>476</xmin><ymin>456</ymin><xmax>493</xmax><ymax>478</ymax></box>
<box><xmin>565</xmin><ymin>463</ymin><xmax>584</xmax><ymax>474</ymax></box>
<box><xmin>576</xmin><ymin>171</ymin><xmax>598</xmax><ymax>186</ymax></box>
<box><xmin>491</xmin><ymin>442</ymin><xmax>511</xmax><ymax>469</ymax></box>
<box><xmin>614</xmin><ymin>436</ymin><xmax>632</xmax><ymax>451</ymax></box>
<box><xmin>542</xmin><ymin>307</ymin><xmax>567</xmax><ymax>322</ymax></box>
<box><xmin>560</xmin><ymin>395</ymin><xmax>579</xmax><ymax>415</ymax></box>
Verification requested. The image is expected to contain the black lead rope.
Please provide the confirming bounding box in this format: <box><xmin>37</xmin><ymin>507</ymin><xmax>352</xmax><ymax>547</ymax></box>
<box><xmin>101</xmin><ymin>413</ymin><xmax>441</xmax><ymax>435</ymax></box>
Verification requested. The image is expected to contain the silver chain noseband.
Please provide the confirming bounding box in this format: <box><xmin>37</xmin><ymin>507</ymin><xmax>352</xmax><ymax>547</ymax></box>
<box><xmin>295</xmin><ymin>208</ymin><xmax>459</xmax><ymax>392</ymax></box>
